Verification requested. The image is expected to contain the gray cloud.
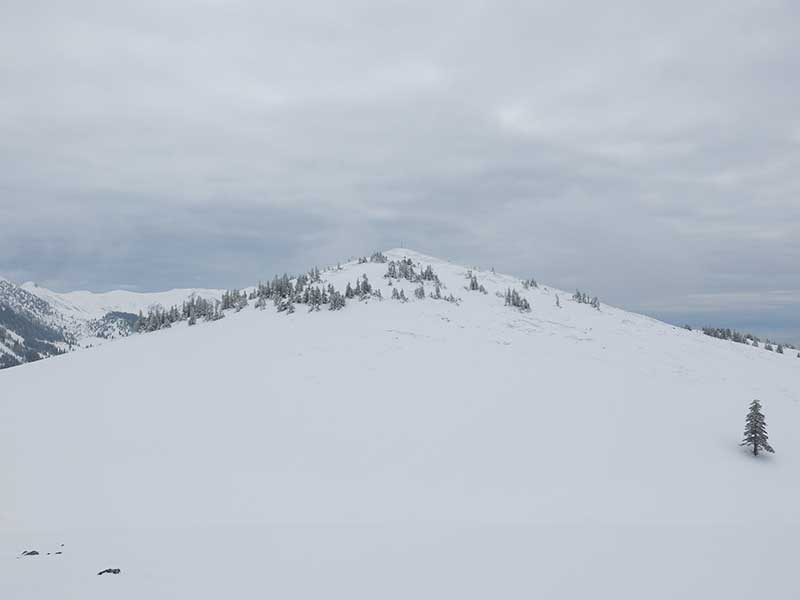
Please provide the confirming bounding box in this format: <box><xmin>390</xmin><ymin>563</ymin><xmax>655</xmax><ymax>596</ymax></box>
<box><xmin>1</xmin><ymin>0</ymin><xmax>799</xmax><ymax>342</ymax></box>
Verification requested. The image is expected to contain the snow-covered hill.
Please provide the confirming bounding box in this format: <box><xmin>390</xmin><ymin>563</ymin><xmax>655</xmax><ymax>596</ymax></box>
<box><xmin>1</xmin><ymin>249</ymin><xmax>799</xmax><ymax>599</ymax></box>
<box><xmin>0</xmin><ymin>279</ymin><xmax>222</xmax><ymax>369</ymax></box>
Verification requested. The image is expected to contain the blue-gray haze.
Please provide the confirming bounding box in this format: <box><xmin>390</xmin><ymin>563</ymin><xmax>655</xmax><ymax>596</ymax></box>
<box><xmin>1</xmin><ymin>1</ymin><xmax>798</xmax><ymax>343</ymax></box>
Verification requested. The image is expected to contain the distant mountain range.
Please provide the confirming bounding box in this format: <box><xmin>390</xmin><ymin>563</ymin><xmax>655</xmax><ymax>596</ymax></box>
<box><xmin>0</xmin><ymin>277</ymin><xmax>222</xmax><ymax>369</ymax></box>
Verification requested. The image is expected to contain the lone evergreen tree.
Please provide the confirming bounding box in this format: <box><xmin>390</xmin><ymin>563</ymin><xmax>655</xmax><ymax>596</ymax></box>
<box><xmin>740</xmin><ymin>400</ymin><xmax>774</xmax><ymax>456</ymax></box>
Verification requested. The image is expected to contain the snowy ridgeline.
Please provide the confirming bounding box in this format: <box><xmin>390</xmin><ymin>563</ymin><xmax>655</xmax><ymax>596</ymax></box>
<box><xmin>135</xmin><ymin>248</ymin><xmax>799</xmax><ymax>358</ymax></box>
<box><xmin>134</xmin><ymin>249</ymin><xmax>601</xmax><ymax>331</ymax></box>
<box><xmin>3</xmin><ymin>249</ymin><xmax>797</xmax><ymax>371</ymax></box>
<box><xmin>2</xmin><ymin>248</ymin><xmax>800</xmax><ymax>599</ymax></box>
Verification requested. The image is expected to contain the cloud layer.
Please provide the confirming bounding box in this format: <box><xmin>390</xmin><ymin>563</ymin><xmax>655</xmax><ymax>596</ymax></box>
<box><xmin>1</xmin><ymin>0</ymin><xmax>798</xmax><ymax>341</ymax></box>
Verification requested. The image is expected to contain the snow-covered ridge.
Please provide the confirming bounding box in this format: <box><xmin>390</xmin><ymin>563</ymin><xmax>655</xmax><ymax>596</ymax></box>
<box><xmin>5</xmin><ymin>249</ymin><xmax>797</xmax><ymax>371</ymax></box>
<box><xmin>138</xmin><ymin>247</ymin><xmax>796</xmax><ymax>362</ymax></box>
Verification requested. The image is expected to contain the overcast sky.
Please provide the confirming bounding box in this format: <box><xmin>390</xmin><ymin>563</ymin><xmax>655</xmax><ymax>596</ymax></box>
<box><xmin>1</xmin><ymin>0</ymin><xmax>798</xmax><ymax>342</ymax></box>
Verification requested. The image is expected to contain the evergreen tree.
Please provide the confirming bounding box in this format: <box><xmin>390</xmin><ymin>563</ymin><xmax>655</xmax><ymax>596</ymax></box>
<box><xmin>370</xmin><ymin>251</ymin><xmax>388</xmax><ymax>263</ymax></box>
<box><xmin>740</xmin><ymin>400</ymin><xmax>774</xmax><ymax>456</ymax></box>
<box><xmin>421</xmin><ymin>265</ymin><xmax>437</xmax><ymax>281</ymax></box>
<box><xmin>329</xmin><ymin>290</ymin><xmax>345</xmax><ymax>310</ymax></box>
<box><xmin>504</xmin><ymin>287</ymin><xmax>531</xmax><ymax>311</ymax></box>
<box><xmin>397</xmin><ymin>259</ymin><xmax>416</xmax><ymax>281</ymax></box>
<box><xmin>361</xmin><ymin>274</ymin><xmax>372</xmax><ymax>295</ymax></box>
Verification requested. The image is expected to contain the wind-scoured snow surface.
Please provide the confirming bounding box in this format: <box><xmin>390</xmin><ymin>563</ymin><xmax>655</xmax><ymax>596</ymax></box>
<box><xmin>1</xmin><ymin>250</ymin><xmax>798</xmax><ymax>599</ymax></box>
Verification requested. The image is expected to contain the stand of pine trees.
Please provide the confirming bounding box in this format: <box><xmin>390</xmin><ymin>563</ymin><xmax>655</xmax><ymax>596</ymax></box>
<box><xmin>136</xmin><ymin>295</ymin><xmax>225</xmax><ymax>332</ymax></box>
<box><xmin>384</xmin><ymin>258</ymin><xmax>440</xmax><ymax>285</ymax></box>
<box><xmin>135</xmin><ymin>257</ymin><xmax>408</xmax><ymax>333</ymax></box>
<box><xmin>505</xmin><ymin>288</ymin><xmax>531</xmax><ymax>311</ymax></box>
<box><xmin>466</xmin><ymin>273</ymin><xmax>487</xmax><ymax>294</ymax></box>
<box><xmin>136</xmin><ymin>254</ymin><xmax>455</xmax><ymax>333</ymax></box>
<box><xmin>701</xmin><ymin>326</ymin><xmax>797</xmax><ymax>355</ymax></box>
<box><xmin>573</xmin><ymin>290</ymin><xmax>600</xmax><ymax>310</ymax></box>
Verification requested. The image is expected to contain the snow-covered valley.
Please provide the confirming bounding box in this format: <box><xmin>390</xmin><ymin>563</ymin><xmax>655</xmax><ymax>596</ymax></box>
<box><xmin>1</xmin><ymin>249</ymin><xmax>798</xmax><ymax>599</ymax></box>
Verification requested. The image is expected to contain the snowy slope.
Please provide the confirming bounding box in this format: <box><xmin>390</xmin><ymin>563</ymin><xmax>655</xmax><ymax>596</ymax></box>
<box><xmin>1</xmin><ymin>249</ymin><xmax>799</xmax><ymax>599</ymax></box>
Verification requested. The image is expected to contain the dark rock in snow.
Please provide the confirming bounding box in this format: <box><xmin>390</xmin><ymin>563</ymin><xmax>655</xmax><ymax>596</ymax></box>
<box><xmin>97</xmin><ymin>568</ymin><xmax>121</xmax><ymax>576</ymax></box>
<box><xmin>21</xmin><ymin>550</ymin><xmax>40</xmax><ymax>556</ymax></box>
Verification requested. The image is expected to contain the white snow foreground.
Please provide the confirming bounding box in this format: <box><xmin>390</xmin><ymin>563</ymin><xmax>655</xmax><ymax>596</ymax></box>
<box><xmin>1</xmin><ymin>249</ymin><xmax>798</xmax><ymax>599</ymax></box>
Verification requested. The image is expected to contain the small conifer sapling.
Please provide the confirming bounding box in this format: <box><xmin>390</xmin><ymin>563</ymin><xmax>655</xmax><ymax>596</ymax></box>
<box><xmin>740</xmin><ymin>400</ymin><xmax>774</xmax><ymax>456</ymax></box>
